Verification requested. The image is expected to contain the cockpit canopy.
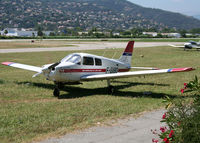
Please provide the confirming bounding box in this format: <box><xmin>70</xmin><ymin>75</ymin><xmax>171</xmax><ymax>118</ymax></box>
<box><xmin>60</xmin><ymin>53</ymin><xmax>102</xmax><ymax>66</ymax></box>
<box><xmin>190</xmin><ymin>41</ymin><xmax>197</xmax><ymax>45</ymax></box>
<box><xmin>61</xmin><ymin>54</ymin><xmax>81</xmax><ymax>65</ymax></box>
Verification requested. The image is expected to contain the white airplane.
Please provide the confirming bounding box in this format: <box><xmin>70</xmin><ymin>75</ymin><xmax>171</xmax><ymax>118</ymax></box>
<box><xmin>2</xmin><ymin>41</ymin><xmax>194</xmax><ymax>97</ymax></box>
<box><xmin>168</xmin><ymin>41</ymin><xmax>200</xmax><ymax>51</ymax></box>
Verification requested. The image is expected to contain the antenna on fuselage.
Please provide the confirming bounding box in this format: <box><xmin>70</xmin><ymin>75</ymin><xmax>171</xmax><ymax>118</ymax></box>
<box><xmin>112</xmin><ymin>48</ymin><xmax>117</xmax><ymax>59</ymax></box>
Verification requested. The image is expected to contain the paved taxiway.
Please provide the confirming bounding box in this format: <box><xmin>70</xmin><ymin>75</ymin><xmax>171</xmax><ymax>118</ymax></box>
<box><xmin>39</xmin><ymin>110</ymin><xmax>165</xmax><ymax>143</ymax></box>
<box><xmin>0</xmin><ymin>41</ymin><xmax>184</xmax><ymax>53</ymax></box>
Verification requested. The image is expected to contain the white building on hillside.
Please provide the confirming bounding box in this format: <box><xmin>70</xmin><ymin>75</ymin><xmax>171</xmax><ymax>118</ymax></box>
<box><xmin>142</xmin><ymin>32</ymin><xmax>158</xmax><ymax>37</ymax></box>
<box><xmin>161</xmin><ymin>33</ymin><xmax>181</xmax><ymax>38</ymax></box>
<box><xmin>1</xmin><ymin>28</ymin><xmax>53</xmax><ymax>37</ymax></box>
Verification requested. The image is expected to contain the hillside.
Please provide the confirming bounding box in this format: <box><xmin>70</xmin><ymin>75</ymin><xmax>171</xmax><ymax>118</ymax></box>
<box><xmin>0</xmin><ymin>0</ymin><xmax>200</xmax><ymax>31</ymax></box>
<box><xmin>193</xmin><ymin>15</ymin><xmax>200</xmax><ymax>20</ymax></box>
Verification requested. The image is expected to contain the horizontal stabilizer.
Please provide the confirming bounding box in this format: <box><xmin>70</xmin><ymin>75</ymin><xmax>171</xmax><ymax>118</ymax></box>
<box><xmin>2</xmin><ymin>62</ymin><xmax>42</xmax><ymax>73</ymax></box>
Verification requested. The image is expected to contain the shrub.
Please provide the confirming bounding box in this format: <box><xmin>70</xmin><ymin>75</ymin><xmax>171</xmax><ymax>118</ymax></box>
<box><xmin>153</xmin><ymin>76</ymin><xmax>200</xmax><ymax>143</ymax></box>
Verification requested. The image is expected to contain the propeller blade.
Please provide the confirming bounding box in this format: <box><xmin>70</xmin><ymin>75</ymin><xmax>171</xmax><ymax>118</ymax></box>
<box><xmin>48</xmin><ymin>62</ymin><xmax>60</xmax><ymax>70</ymax></box>
<box><xmin>32</xmin><ymin>72</ymin><xmax>43</xmax><ymax>78</ymax></box>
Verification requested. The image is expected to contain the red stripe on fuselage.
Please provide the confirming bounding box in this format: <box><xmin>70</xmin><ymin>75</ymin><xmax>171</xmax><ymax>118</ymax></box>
<box><xmin>59</xmin><ymin>69</ymin><xmax>130</xmax><ymax>73</ymax></box>
<box><xmin>59</xmin><ymin>69</ymin><xmax>106</xmax><ymax>73</ymax></box>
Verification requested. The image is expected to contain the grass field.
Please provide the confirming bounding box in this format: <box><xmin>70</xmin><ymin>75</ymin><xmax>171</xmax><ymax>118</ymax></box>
<box><xmin>0</xmin><ymin>45</ymin><xmax>199</xmax><ymax>143</ymax></box>
<box><xmin>0</xmin><ymin>40</ymin><xmax>74</xmax><ymax>49</ymax></box>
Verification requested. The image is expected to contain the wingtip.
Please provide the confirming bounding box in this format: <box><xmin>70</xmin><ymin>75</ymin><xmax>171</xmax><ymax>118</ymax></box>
<box><xmin>1</xmin><ymin>62</ymin><xmax>14</xmax><ymax>66</ymax></box>
<box><xmin>168</xmin><ymin>67</ymin><xmax>195</xmax><ymax>72</ymax></box>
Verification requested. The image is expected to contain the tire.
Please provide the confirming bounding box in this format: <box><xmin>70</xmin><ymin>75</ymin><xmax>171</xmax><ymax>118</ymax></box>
<box><xmin>108</xmin><ymin>86</ymin><xmax>114</xmax><ymax>94</ymax></box>
<box><xmin>53</xmin><ymin>88</ymin><xmax>60</xmax><ymax>97</ymax></box>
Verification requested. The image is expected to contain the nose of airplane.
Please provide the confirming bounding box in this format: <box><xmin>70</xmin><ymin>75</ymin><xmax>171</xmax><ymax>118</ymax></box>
<box><xmin>184</xmin><ymin>43</ymin><xmax>190</xmax><ymax>46</ymax></box>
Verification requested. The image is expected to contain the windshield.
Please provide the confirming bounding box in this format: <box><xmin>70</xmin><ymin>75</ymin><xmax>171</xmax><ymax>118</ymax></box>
<box><xmin>60</xmin><ymin>54</ymin><xmax>73</xmax><ymax>63</ymax></box>
<box><xmin>61</xmin><ymin>54</ymin><xmax>81</xmax><ymax>65</ymax></box>
<box><xmin>67</xmin><ymin>55</ymin><xmax>81</xmax><ymax>64</ymax></box>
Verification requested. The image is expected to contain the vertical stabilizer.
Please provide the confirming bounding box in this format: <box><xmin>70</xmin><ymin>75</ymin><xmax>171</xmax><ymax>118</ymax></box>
<box><xmin>118</xmin><ymin>41</ymin><xmax>134</xmax><ymax>66</ymax></box>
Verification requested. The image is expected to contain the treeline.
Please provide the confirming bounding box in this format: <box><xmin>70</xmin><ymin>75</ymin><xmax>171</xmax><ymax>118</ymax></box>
<box><xmin>1</xmin><ymin>27</ymin><xmax>200</xmax><ymax>39</ymax></box>
<box><xmin>38</xmin><ymin>27</ymin><xmax>200</xmax><ymax>38</ymax></box>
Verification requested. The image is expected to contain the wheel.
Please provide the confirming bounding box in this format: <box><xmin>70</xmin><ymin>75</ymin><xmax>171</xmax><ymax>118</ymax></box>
<box><xmin>108</xmin><ymin>86</ymin><xmax>114</xmax><ymax>94</ymax></box>
<box><xmin>53</xmin><ymin>88</ymin><xmax>60</xmax><ymax>97</ymax></box>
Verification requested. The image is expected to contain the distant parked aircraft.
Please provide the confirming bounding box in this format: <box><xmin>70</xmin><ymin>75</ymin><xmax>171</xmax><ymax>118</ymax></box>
<box><xmin>168</xmin><ymin>41</ymin><xmax>200</xmax><ymax>51</ymax></box>
<box><xmin>2</xmin><ymin>41</ymin><xmax>194</xmax><ymax>97</ymax></box>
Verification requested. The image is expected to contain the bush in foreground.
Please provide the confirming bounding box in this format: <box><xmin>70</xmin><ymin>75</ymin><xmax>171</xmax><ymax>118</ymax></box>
<box><xmin>152</xmin><ymin>76</ymin><xmax>200</xmax><ymax>143</ymax></box>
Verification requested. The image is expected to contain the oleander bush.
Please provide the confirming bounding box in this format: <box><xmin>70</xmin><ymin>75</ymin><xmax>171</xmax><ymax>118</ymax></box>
<box><xmin>153</xmin><ymin>76</ymin><xmax>200</xmax><ymax>143</ymax></box>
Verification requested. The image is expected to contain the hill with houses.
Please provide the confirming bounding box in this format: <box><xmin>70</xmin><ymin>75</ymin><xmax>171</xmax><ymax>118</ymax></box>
<box><xmin>0</xmin><ymin>0</ymin><xmax>200</xmax><ymax>31</ymax></box>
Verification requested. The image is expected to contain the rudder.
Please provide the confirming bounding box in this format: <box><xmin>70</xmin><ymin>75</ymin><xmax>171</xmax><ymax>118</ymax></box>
<box><xmin>118</xmin><ymin>41</ymin><xmax>134</xmax><ymax>66</ymax></box>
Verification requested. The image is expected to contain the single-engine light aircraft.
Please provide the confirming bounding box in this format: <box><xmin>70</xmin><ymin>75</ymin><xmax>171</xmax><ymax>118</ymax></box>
<box><xmin>2</xmin><ymin>41</ymin><xmax>194</xmax><ymax>97</ymax></box>
<box><xmin>168</xmin><ymin>41</ymin><xmax>200</xmax><ymax>51</ymax></box>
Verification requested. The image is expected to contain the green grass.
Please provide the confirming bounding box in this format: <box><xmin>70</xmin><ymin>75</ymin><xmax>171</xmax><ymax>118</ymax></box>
<box><xmin>0</xmin><ymin>40</ymin><xmax>74</xmax><ymax>49</ymax></box>
<box><xmin>96</xmin><ymin>38</ymin><xmax>199</xmax><ymax>42</ymax></box>
<box><xmin>0</xmin><ymin>45</ymin><xmax>199</xmax><ymax>143</ymax></box>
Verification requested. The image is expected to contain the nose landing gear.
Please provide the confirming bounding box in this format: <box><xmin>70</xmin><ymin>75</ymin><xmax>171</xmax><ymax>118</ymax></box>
<box><xmin>53</xmin><ymin>83</ymin><xmax>63</xmax><ymax>97</ymax></box>
<box><xmin>53</xmin><ymin>88</ymin><xmax>60</xmax><ymax>97</ymax></box>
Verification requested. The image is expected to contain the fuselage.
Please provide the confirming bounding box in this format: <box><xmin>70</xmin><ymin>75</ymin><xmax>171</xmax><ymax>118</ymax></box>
<box><xmin>184</xmin><ymin>41</ymin><xmax>200</xmax><ymax>49</ymax></box>
<box><xmin>44</xmin><ymin>53</ymin><xmax>130</xmax><ymax>83</ymax></box>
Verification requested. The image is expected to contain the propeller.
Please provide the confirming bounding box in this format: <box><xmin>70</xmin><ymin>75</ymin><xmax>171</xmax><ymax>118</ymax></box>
<box><xmin>47</xmin><ymin>62</ymin><xmax>60</xmax><ymax>70</ymax></box>
<box><xmin>32</xmin><ymin>62</ymin><xmax>60</xmax><ymax>78</ymax></box>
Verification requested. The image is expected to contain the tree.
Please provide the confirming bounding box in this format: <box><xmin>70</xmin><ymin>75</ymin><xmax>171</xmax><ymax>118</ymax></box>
<box><xmin>179</xmin><ymin>29</ymin><xmax>187</xmax><ymax>38</ymax></box>
<box><xmin>49</xmin><ymin>32</ymin><xmax>55</xmax><ymax>36</ymax></box>
<box><xmin>131</xmin><ymin>28</ymin><xmax>142</xmax><ymax>37</ymax></box>
<box><xmin>32</xmin><ymin>32</ymin><xmax>35</xmax><ymax>37</ymax></box>
<box><xmin>37</xmin><ymin>26</ymin><xmax>43</xmax><ymax>36</ymax></box>
<box><xmin>4</xmin><ymin>29</ymin><xmax>8</xmax><ymax>35</ymax></box>
<box><xmin>122</xmin><ymin>30</ymin><xmax>131</xmax><ymax>36</ymax></box>
<box><xmin>190</xmin><ymin>28</ymin><xmax>200</xmax><ymax>34</ymax></box>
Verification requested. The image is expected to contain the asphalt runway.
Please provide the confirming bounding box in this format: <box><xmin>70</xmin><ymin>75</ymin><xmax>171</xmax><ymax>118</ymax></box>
<box><xmin>0</xmin><ymin>41</ymin><xmax>184</xmax><ymax>53</ymax></box>
<box><xmin>38</xmin><ymin>110</ymin><xmax>165</xmax><ymax>143</ymax></box>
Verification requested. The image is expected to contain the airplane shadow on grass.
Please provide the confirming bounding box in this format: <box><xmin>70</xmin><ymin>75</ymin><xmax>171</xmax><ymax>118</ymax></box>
<box><xmin>17</xmin><ymin>80</ymin><xmax>182</xmax><ymax>99</ymax></box>
<box><xmin>0</xmin><ymin>79</ymin><xmax>5</xmax><ymax>84</ymax></box>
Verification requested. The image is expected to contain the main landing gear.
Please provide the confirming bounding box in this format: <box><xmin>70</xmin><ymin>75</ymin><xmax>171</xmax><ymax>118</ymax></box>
<box><xmin>107</xmin><ymin>80</ymin><xmax>114</xmax><ymax>94</ymax></box>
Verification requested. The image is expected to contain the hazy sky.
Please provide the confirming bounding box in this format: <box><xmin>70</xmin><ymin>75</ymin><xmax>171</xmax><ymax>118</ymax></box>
<box><xmin>128</xmin><ymin>0</ymin><xmax>200</xmax><ymax>16</ymax></box>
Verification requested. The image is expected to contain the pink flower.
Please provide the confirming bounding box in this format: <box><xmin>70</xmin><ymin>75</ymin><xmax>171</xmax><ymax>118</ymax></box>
<box><xmin>169</xmin><ymin>130</ymin><xmax>174</xmax><ymax>138</ymax></box>
<box><xmin>184</xmin><ymin>83</ymin><xmax>188</xmax><ymax>89</ymax></box>
<box><xmin>152</xmin><ymin>138</ymin><xmax>159</xmax><ymax>143</ymax></box>
<box><xmin>163</xmin><ymin>138</ymin><xmax>169</xmax><ymax>143</ymax></box>
<box><xmin>180</xmin><ymin>88</ymin><xmax>184</xmax><ymax>94</ymax></box>
<box><xmin>162</xmin><ymin>113</ymin><xmax>166</xmax><ymax>119</ymax></box>
<box><xmin>160</xmin><ymin>127</ymin><xmax>166</xmax><ymax>133</ymax></box>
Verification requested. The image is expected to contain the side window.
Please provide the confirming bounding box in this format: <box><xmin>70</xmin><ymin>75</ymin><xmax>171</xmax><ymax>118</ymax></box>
<box><xmin>83</xmin><ymin>57</ymin><xmax>94</xmax><ymax>65</ymax></box>
<box><xmin>95</xmin><ymin>58</ymin><xmax>102</xmax><ymax>66</ymax></box>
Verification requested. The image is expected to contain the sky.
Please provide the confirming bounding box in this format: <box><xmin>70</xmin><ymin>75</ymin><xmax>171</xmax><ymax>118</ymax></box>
<box><xmin>128</xmin><ymin>0</ymin><xmax>200</xmax><ymax>16</ymax></box>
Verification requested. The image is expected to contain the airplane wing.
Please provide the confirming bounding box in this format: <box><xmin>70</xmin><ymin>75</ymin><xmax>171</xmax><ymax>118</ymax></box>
<box><xmin>168</xmin><ymin>44</ymin><xmax>184</xmax><ymax>48</ymax></box>
<box><xmin>2</xmin><ymin>62</ymin><xmax>42</xmax><ymax>73</ymax></box>
<box><xmin>81</xmin><ymin>67</ymin><xmax>194</xmax><ymax>81</ymax></box>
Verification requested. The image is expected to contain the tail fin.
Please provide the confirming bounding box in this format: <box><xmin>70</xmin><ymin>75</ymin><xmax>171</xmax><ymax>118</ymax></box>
<box><xmin>118</xmin><ymin>41</ymin><xmax>134</xmax><ymax>66</ymax></box>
